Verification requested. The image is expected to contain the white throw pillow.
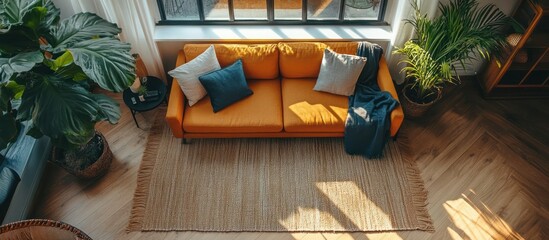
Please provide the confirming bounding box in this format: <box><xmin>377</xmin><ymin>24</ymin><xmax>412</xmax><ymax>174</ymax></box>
<box><xmin>168</xmin><ymin>45</ymin><xmax>221</xmax><ymax>106</ymax></box>
<box><xmin>313</xmin><ymin>48</ymin><xmax>367</xmax><ymax>96</ymax></box>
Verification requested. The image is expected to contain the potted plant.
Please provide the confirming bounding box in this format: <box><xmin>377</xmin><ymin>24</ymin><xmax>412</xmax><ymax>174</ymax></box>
<box><xmin>0</xmin><ymin>0</ymin><xmax>135</xmax><ymax>178</ymax></box>
<box><xmin>393</xmin><ymin>0</ymin><xmax>511</xmax><ymax>117</ymax></box>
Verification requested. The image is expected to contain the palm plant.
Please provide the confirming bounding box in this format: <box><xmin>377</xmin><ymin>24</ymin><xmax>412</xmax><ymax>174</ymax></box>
<box><xmin>394</xmin><ymin>0</ymin><xmax>510</xmax><ymax>103</ymax></box>
<box><xmin>0</xmin><ymin>0</ymin><xmax>134</xmax><ymax>164</ymax></box>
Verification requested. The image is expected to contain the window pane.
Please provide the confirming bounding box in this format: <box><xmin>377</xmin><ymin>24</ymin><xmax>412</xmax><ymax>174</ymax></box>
<box><xmin>344</xmin><ymin>0</ymin><xmax>381</xmax><ymax>20</ymax></box>
<box><xmin>162</xmin><ymin>0</ymin><xmax>200</xmax><ymax>20</ymax></box>
<box><xmin>234</xmin><ymin>0</ymin><xmax>267</xmax><ymax>20</ymax></box>
<box><xmin>308</xmin><ymin>0</ymin><xmax>341</xmax><ymax>20</ymax></box>
<box><xmin>203</xmin><ymin>0</ymin><xmax>230</xmax><ymax>20</ymax></box>
<box><xmin>275</xmin><ymin>0</ymin><xmax>302</xmax><ymax>20</ymax></box>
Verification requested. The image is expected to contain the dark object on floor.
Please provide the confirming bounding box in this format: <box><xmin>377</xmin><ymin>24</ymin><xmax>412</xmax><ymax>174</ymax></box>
<box><xmin>123</xmin><ymin>76</ymin><xmax>167</xmax><ymax>128</ymax></box>
<box><xmin>401</xmin><ymin>84</ymin><xmax>442</xmax><ymax>118</ymax></box>
<box><xmin>51</xmin><ymin>131</ymin><xmax>112</xmax><ymax>179</ymax></box>
<box><xmin>0</xmin><ymin>219</ymin><xmax>93</xmax><ymax>240</ymax></box>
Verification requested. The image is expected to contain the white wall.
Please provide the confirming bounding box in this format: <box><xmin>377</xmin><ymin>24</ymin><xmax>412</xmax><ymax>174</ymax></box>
<box><xmin>50</xmin><ymin>0</ymin><xmax>75</xmax><ymax>20</ymax></box>
<box><xmin>50</xmin><ymin>0</ymin><xmax>111</xmax><ymax>20</ymax></box>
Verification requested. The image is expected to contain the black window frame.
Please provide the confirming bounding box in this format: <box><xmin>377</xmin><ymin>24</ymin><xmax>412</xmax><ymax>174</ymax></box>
<box><xmin>156</xmin><ymin>0</ymin><xmax>388</xmax><ymax>25</ymax></box>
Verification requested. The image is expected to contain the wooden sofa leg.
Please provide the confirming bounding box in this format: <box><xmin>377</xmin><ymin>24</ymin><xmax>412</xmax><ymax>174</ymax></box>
<box><xmin>182</xmin><ymin>138</ymin><xmax>192</xmax><ymax>144</ymax></box>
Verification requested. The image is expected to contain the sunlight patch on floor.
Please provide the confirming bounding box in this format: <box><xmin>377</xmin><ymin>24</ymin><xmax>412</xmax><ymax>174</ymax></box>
<box><xmin>444</xmin><ymin>194</ymin><xmax>524</xmax><ymax>240</ymax></box>
<box><xmin>447</xmin><ymin>226</ymin><xmax>465</xmax><ymax>240</ymax></box>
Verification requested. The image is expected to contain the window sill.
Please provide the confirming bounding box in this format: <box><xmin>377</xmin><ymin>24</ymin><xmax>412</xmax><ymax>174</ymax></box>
<box><xmin>154</xmin><ymin>25</ymin><xmax>392</xmax><ymax>42</ymax></box>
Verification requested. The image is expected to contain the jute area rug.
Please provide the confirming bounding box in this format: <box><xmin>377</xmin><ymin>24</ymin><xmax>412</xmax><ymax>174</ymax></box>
<box><xmin>128</xmin><ymin>111</ymin><xmax>433</xmax><ymax>232</ymax></box>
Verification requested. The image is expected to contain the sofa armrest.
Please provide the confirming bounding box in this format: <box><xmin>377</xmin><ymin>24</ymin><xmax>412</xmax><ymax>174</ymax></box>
<box><xmin>165</xmin><ymin>50</ymin><xmax>186</xmax><ymax>138</ymax></box>
<box><xmin>377</xmin><ymin>57</ymin><xmax>404</xmax><ymax>137</ymax></box>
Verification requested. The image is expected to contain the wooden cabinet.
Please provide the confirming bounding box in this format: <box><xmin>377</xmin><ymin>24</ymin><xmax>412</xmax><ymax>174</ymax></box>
<box><xmin>480</xmin><ymin>0</ymin><xmax>549</xmax><ymax>98</ymax></box>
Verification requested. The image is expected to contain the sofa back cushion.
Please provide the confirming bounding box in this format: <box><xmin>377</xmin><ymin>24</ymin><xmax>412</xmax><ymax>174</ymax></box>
<box><xmin>278</xmin><ymin>42</ymin><xmax>358</xmax><ymax>78</ymax></box>
<box><xmin>183</xmin><ymin>44</ymin><xmax>279</xmax><ymax>79</ymax></box>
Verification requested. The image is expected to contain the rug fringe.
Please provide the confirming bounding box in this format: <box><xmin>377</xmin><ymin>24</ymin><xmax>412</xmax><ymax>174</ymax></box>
<box><xmin>397</xmin><ymin>132</ymin><xmax>435</xmax><ymax>232</ymax></box>
<box><xmin>127</xmin><ymin>107</ymin><xmax>166</xmax><ymax>232</ymax></box>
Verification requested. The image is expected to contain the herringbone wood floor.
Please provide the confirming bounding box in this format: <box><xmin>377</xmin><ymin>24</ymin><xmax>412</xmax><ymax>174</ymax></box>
<box><xmin>33</xmin><ymin>78</ymin><xmax>549</xmax><ymax>239</ymax></box>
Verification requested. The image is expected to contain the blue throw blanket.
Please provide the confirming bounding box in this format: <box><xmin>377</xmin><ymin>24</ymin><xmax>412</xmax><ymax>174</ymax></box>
<box><xmin>344</xmin><ymin>42</ymin><xmax>398</xmax><ymax>158</ymax></box>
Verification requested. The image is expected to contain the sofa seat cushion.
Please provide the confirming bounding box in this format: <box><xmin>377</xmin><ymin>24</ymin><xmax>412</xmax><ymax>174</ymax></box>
<box><xmin>183</xmin><ymin>78</ymin><xmax>283</xmax><ymax>133</ymax></box>
<box><xmin>183</xmin><ymin>44</ymin><xmax>279</xmax><ymax>79</ymax></box>
<box><xmin>282</xmin><ymin>78</ymin><xmax>349</xmax><ymax>132</ymax></box>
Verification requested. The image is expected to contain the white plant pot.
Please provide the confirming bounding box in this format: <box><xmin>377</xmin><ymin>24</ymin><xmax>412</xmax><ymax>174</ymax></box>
<box><xmin>129</xmin><ymin>77</ymin><xmax>141</xmax><ymax>93</ymax></box>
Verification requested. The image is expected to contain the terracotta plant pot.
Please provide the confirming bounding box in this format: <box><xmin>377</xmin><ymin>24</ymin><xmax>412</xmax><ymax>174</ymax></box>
<box><xmin>401</xmin><ymin>84</ymin><xmax>442</xmax><ymax>118</ymax></box>
<box><xmin>51</xmin><ymin>131</ymin><xmax>113</xmax><ymax>179</ymax></box>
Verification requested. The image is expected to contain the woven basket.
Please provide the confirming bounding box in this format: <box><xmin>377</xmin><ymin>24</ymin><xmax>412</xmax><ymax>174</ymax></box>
<box><xmin>401</xmin><ymin>84</ymin><xmax>441</xmax><ymax>118</ymax></box>
<box><xmin>0</xmin><ymin>219</ymin><xmax>92</xmax><ymax>240</ymax></box>
<box><xmin>51</xmin><ymin>131</ymin><xmax>113</xmax><ymax>180</ymax></box>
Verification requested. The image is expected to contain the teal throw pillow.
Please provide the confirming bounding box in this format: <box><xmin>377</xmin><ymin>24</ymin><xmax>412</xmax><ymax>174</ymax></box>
<box><xmin>198</xmin><ymin>59</ymin><xmax>253</xmax><ymax>112</ymax></box>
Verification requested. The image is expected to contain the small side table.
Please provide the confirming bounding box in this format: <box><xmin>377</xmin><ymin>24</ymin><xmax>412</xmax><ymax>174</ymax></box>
<box><xmin>122</xmin><ymin>76</ymin><xmax>167</xmax><ymax>128</ymax></box>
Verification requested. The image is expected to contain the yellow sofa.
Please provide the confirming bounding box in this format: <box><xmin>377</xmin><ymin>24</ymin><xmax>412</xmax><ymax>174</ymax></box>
<box><xmin>166</xmin><ymin>42</ymin><xmax>404</xmax><ymax>140</ymax></box>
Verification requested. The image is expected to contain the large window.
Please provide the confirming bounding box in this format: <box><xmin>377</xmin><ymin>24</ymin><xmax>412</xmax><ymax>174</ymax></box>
<box><xmin>157</xmin><ymin>0</ymin><xmax>387</xmax><ymax>24</ymax></box>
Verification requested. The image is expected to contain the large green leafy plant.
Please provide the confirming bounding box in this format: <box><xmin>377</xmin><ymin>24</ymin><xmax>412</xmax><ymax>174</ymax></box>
<box><xmin>0</xmin><ymin>0</ymin><xmax>135</xmax><ymax>150</ymax></box>
<box><xmin>394</xmin><ymin>0</ymin><xmax>510</xmax><ymax>103</ymax></box>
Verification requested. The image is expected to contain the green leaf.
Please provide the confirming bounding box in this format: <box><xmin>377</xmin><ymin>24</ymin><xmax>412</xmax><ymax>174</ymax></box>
<box><xmin>94</xmin><ymin>94</ymin><xmax>120</xmax><ymax>124</ymax></box>
<box><xmin>69</xmin><ymin>38</ymin><xmax>135</xmax><ymax>92</ymax></box>
<box><xmin>19</xmin><ymin>75</ymin><xmax>113</xmax><ymax>148</ymax></box>
<box><xmin>394</xmin><ymin>0</ymin><xmax>510</xmax><ymax>101</ymax></box>
<box><xmin>0</xmin><ymin>84</ymin><xmax>10</xmax><ymax>111</ymax></box>
<box><xmin>6</xmin><ymin>80</ymin><xmax>25</xmax><ymax>99</ymax></box>
<box><xmin>0</xmin><ymin>0</ymin><xmax>50</xmax><ymax>42</ymax></box>
<box><xmin>72</xmin><ymin>71</ymin><xmax>87</xmax><ymax>81</ymax></box>
<box><xmin>51</xmin><ymin>12</ymin><xmax>121</xmax><ymax>52</ymax></box>
<box><xmin>50</xmin><ymin>122</ymin><xmax>94</xmax><ymax>150</ymax></box>
<box><xmin>0</xmin><ymin>50</ymin><xmax>43</xmax><ymax>83</ymax></box>
<box><xmin>0</xmin><ymin>25</ymin><xmax>39</xmax><ymax>55</ymax></box>
<box><xmin>12</xmin><ymin>70</ymin><xmax>37</xmax><ymax>86</ymax></box>
<box><xmin>0</xmin><ymin>0</ymin><xmax>43</xmax><ymax>26</ymax></box>
<box><xmin>39</xmin><ymin>0</ymin><xmax>59</xmax><ymax>33</ymax></box>
<box><xmin>25</xmin><ymin>123</ymin><xmax>43</xmax><ymax>138</ymax></box>
<box><xmin>55</xmin><ymin>62</ymin><xmax>87</xmax><ymax>82</ymax></box>
<box><xmin>49</xmin><ymin>50</ymin><xmax>73</xmax><ymax>71</ymax></box>
<box><xmin>0</xmin><ymin>111</ymin><xmax>19</xmax><ymax>150</ymax></box>
<box><xmin>15</xmin><ymin>79</ymin><xmax>36</xmax><ymax>121</ymax></box>
<box><xmin>22</xmin><ymin>5</ymin><xmax>46</xmax><ymax>30</ymax></box>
